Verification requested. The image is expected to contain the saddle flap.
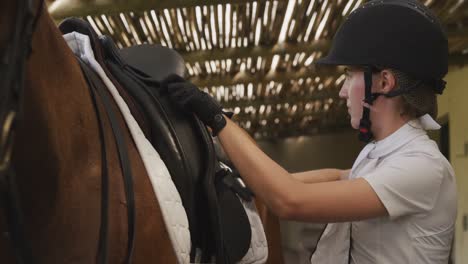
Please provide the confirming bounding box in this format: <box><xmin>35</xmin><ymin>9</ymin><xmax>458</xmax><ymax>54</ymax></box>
<box><xmin>216</xmin><ymin>175</ymin><xmax>252</xmax><ymax>262</ymax></box>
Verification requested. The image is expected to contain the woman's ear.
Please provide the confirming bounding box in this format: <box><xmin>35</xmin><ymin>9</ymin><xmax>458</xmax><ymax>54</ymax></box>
<box><xmin>379</xmin><ymin>69</ymin><xmax>397</xmax><ymax>93</ymax></box>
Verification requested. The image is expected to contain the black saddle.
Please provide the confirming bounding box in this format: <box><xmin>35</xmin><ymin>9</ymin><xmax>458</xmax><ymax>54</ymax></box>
<box><xmin>59</xmin><ymin>18</ymin><xmax>253</xmax><ymax>264</ymax></box>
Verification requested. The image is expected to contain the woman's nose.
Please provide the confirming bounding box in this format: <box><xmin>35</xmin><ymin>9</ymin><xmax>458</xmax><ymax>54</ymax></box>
<box><xmin>339</xmin><ymin>85</ymin><xmax>348</xmax><ymax>99</ymax></box>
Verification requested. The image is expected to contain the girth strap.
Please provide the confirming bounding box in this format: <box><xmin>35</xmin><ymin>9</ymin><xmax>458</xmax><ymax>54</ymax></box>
<box><xmin>77</xmin><ymin>58</ymin><xmax>136</xmax><ymax>264</ymax></box>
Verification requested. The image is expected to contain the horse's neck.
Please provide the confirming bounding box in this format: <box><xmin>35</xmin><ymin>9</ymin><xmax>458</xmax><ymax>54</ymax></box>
<box><xmin>14</xmin><ymin>9</ymin><xmax>102</xmax><ymax>219</ymax></box>
<box><xmin>27</xmin><ymin>11</ymin><xmax>83</xmax><ymax>93</ymax></box>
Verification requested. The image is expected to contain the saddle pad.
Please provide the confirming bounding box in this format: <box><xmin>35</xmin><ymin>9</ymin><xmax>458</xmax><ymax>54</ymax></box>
<box><xmin>64</xmin><ymin>32</ymin><xmax>190</xmax><ymax>263</ymax></box>
<box><xmin>239</xmin><ymin>199</ymin><xmax>268</xmax><ymax>264</ymax></box>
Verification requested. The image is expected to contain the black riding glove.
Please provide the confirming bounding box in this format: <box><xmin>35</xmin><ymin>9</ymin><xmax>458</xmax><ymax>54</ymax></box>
<box><xmin>161</xmin><ymin>74</ymin><xmax>232</xmax><ymax>136</ymax></box>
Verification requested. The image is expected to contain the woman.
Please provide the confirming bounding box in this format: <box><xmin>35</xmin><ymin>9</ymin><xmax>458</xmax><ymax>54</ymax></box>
<box><xmin>162</xmin><ymin>0</ymin><xmax>457</xmax><ymax>263</ymax></box>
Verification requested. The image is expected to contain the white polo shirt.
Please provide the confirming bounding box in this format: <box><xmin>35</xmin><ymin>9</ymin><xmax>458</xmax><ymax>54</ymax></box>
<box><xmin>310</xmin><ymin>115</ymin><xmax>457</xmax><ymax>264</ymax></box>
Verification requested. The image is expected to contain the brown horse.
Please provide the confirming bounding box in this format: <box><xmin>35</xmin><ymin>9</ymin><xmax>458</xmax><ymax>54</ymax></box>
<box><xmin>0</xmin><ymin>0</ymin><xmax>284</xmax><ymax>263</ymax></box>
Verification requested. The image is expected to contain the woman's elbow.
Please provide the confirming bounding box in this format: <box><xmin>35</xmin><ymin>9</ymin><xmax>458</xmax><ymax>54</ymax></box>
<box><xmin>272</xmin><ymin>193</ymin><xmax>301</xmax><ymax>220</ymax></box>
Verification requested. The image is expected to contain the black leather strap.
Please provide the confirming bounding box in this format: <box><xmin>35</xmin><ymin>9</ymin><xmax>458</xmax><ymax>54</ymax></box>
<box><xmin>77</xmin><ymin>58</ymin><xmax>136</xmax><ymax>264</ymax></box>
<box><xmin>358</xmin><ymin>69</ymin><xmax>375</xmax><ymax>142</ymax></box>
<box><xmin>77</xmin><ymin>59</ymin><xmax>110</xmax><ymax>264</ymax></box>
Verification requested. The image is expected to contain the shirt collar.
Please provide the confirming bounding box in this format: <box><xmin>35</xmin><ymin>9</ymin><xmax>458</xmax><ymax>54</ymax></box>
<box><xmin>367</xmin><ymin>114</ymin><xmax>439</xmax><ymax>159</ymax></box>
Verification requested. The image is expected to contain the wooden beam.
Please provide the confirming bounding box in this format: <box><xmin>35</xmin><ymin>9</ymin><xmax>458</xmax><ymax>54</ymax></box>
<box><xmin>180</xmin><ymin>33</ymin><xmax>468</xmax><ymax>66</ymax></box>
<box><xmin>246</xmin><ymin>121</ymin><xmax>352</xmax><ymax>139</ymax></box>
<box><xmin>221</xmin><ymin>88</ymin><xmax>340</xmax><ymax>108</ymax></box>
<box><xmin>190</xmin><ymin>67</ymin><xmax>340</xmax><ymax>87</ymax></box>
<box><xmin>49</xmin><ymin>0</ymin><xmax>277</xmax><ymax>19</ymax></box>
<box><xmin>180</xmin><ymin>40</ymin><xmax>330</xmax><ymax>63</ymax></box>
<box><xmin>186</xmin><ymin>51</ymin><xmax>468</xmax><ymax>88</ymax></box>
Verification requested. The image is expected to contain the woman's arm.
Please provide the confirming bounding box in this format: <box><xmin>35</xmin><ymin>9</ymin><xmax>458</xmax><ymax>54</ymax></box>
<box><xmin>218</xmin><ymin>118</ymin><xmax>387</xmax><ymax>222</ymax></box>
<box><xmin>292</xmin><ymin>169</ymin><xmax>351</xmax><ymax>184</ymax></box>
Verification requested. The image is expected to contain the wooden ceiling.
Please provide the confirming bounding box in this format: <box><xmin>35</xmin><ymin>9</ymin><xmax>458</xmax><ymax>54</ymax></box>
<box><xmin>48</xmin><ymin>0</ymin><xmax>468</xmax><ymax>139</ymax></box>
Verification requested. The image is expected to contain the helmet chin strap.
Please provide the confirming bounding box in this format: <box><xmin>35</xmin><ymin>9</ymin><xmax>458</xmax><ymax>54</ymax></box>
<box><xmin>358</xmin><ymin>68</ymin><xmax>375</xmax><ymax>142</ymax></box>
<box><xmin>357</xmin><ymin>67</ymin><xmax>425</xmax><ymax>142</ymax></box>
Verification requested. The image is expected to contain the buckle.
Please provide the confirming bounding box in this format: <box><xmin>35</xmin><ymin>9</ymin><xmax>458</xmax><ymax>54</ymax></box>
<box><xmin>216</xmin><ymin>166</ymin><xmax>254</xmax><ymax>202</ymax></box>
<box><xmin>0</xmin><ymin>111</ymin><xmax>16</xmax><ymax>173</ymax></box>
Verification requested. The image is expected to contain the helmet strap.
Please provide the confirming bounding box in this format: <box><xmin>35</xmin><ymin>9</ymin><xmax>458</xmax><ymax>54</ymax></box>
<box><xmin>358</xmin><ymin>70</ymin><xmax>426</xmax><ymax>142</ymax></box>
<box><xmin>358</xmin><ymin>68</ymin><xmax>375</xmax><ymax>142</ymax></box>
<box><xmin>372</xmin><ymin>80</ymin><xmax>423</xmax><ymax>99</ymax></box>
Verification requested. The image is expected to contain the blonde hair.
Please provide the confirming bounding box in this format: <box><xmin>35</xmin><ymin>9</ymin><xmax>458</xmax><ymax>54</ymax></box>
<box><xmin>390</xmin><ymin>69</ymin><xmax>438</xmax><ymax>119</ymax></box>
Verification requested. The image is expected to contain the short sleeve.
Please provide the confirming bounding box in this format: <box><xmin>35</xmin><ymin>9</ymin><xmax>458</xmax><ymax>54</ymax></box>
<box><xmin>363</xmin><ymin>154</ymin><xmax>444</xmax><ymax>220</ymax></box>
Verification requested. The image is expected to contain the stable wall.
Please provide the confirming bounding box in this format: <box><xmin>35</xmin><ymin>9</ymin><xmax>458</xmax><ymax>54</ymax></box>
<box><xmin>258</xmin><ymin>130</ymin><xmax>363</xmax><ymax>172</ymax></box>
<box><xmin>258</xmin><ymin>131</ymin><xmax>364</xmax><ymax>263</ymax></box>
<box><xmin>439</xmin><ymin>65</ymin><xmax>468</xmax><ymax>264</ymax></box>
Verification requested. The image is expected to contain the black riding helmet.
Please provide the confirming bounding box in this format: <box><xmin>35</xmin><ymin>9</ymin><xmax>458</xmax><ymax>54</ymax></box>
<box><xmin>316</xmin><ymin>0</ymin><xmax>448</xmax><ymax>142</ymax></box>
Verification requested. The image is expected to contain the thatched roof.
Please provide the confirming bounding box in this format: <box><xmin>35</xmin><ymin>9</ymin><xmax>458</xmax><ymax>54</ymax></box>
<box><xmin>48</xmin><ymin>0</ymin><xmax>468</xmax><ymax>139</ymax></box>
